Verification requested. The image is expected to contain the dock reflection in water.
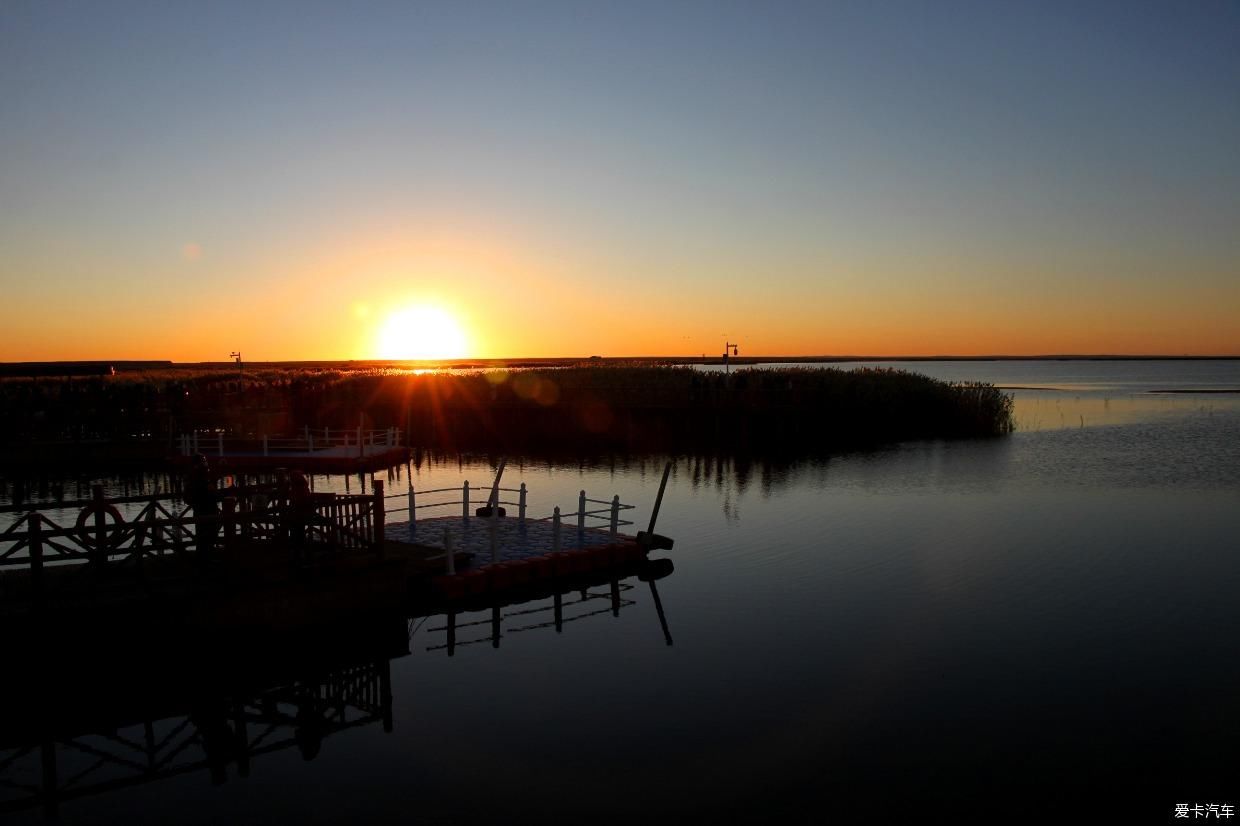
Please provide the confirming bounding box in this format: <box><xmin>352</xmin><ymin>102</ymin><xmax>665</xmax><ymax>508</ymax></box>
<box><xmin>0</xmin><ymin>561</ymin><xmax>675</xmax><ymax>822</ymax></box>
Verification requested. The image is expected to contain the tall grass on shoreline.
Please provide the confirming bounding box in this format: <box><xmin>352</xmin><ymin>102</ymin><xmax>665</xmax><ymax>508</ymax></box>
<box><xmin>0</xmin><ymin>365</ymin><xmax>1013</xmax><ymax>465</ymax></box>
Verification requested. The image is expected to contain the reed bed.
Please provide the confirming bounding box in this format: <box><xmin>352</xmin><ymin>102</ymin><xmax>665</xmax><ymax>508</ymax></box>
<box><xmin>0</xmin><ymin>365</ymin><xmax>1012</xmax><ymax>465</ymax></box>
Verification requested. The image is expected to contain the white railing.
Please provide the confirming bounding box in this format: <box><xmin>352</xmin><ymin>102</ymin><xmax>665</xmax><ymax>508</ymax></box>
<box><xmin>381</xmin><ymin>481</ymin><xmax>636</xmax><ymax>538</ymax></box>
<box><xmin>177</xmin><ymin>427</ymin><xmax>403</xmax><ymax>458</ymax></box>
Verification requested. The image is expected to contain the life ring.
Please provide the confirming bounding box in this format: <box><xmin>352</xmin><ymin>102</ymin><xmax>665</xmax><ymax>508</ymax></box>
<box><xmin>75</xmin><ymin>502</ymin><xmax>127</xmax><ymax>550</ymax></box>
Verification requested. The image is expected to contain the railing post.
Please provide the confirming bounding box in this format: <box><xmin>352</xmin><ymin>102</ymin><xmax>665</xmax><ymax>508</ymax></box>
<box><xmin>262</xmin><ymin>434</ymin><xmax>269</xmax><ymax>456</ymax></box>
<box><xmin>610</xmin><ymin>495</ymin><xmax>620</xmax><ymax>536</ymax></box>
<box><xmin>462</xmin><ymin>481</ymin><xmax>470</xmax><ymax>523</ymax></box>
<box><xmin>552</xmin><ymin>506</ymin><xmax>561</xmax><ymax>552</ymax></box>
<box><xmin>29</xmin><ymin>514</ymin><xmax>44</xmax><ymax>610</ymax></box>
<box><xmin>408</xmin><ymin>483</ymin><xmax>416</xmax><ymax>527</ymax></box>
<box><xmin>324</xmin><ymin>426</ymin><xmax>329</xmax><ymax>447</ymax></box>
<box><xmin>308</xmin><ymin>432</ymin><xmax>314</xmax><ymax>452</ymax></box>
<box><xmin>218</xmin><ymin>432</ymin><xmax>224</xmax><ymax>456</ymax></box>
<box><xmin>444</xmin><ymin>526</ymin><xmax>455</xmax><ymax>575</ymax></box>
<box><xmin>373</xmin><ymin>479</ymin><xmax>385</xmax><ymax>556</ymax></box>
<box><xmin>357</xmin><ymin>425</ymin><xmax>363</xmax><ymax>458</ymax></box>
<box><xmin>490</xmin><ymin>513</ymin><xmax>499</xmax><ymax>564</ymax></box>
<box><xmin>304</xmin><ymin>425</ymin><xmax>310</xmax><ymax>448</ymax></box>
<box><xmin>519</xmin><ymin>483</ymin><xmax>527</xmax><ymax>527</ymax></box>
<box><xmin>578</xmin><ymin>490</ymin><xmax>586</xmax><ymax>532</ymax></box>
<box><xmin>192</xmin><ymin>431</ymin><xmax>199</xmax><ymax>453</ymax></box>
<box><xmin>222</xmin><ymin>497</ymin><xmax>237</xmax><ymax>552</ymax></box>
<box><xmin>91</xmin><ymin>484</ymin><xmax>107</xmax><ymax>567</ymax></box>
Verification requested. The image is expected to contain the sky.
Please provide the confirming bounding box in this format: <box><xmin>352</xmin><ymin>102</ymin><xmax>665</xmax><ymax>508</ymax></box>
<box><xmin>1</xmin><ymin>0</ymin><xmax>1238</xmax><ymax>360</ymax></box>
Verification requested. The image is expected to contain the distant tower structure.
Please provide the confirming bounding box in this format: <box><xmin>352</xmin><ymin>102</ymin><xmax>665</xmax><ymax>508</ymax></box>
<box><xmin>230</xmin><ymin>351</ymin><xmax>242</xmax><ymax>377</ymax></box>
<box><xmin>723</xmin><ymin>341</ymin><xmax>739</xmax><ymax>375</ymax></box>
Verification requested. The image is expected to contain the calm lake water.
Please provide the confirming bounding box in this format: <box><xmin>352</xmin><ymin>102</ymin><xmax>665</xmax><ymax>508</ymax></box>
<box><xmin>4</xmin><ymin>360</ymin><xmax>1240</xmax><ymax>822</ymax></box>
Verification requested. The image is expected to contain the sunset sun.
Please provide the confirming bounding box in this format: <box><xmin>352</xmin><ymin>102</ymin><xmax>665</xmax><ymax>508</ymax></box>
<box><xmin>376</xmin><ymin>305</ymin><xmax>469</xmax><ymax>360</ymax></box>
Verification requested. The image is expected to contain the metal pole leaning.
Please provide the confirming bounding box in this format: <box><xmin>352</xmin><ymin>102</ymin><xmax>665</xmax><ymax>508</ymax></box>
<box><xmin>462</xmin><ymin>481</ymin><xmax>470</xmax><ymax>522</ymax></box>
<box><xmin>610</xmin><ymin>495</ymin><xmax>620</xmax><ymax>536</ymax></box>
<box><xmin>552</xmin><ymin>507</ymin><xmax>562</xmax><ymax>552</ymax></box>
<box><xmin>519</xmin><ymin>483</ymin><xmax>527</xmax><ymax>527</ymax></box>
<box><xmin>408</xmin><ymin>483</ymin><xmax>416</xmax><ymax>527</ymax></box>
<box><xmin>647</xmin><ymin>461</ymin><xmax>673</xmax><ymax>535</ymax></box>
<box><xmin>578</xmin><ymin>490</ymin><xmax>586</xmax><ymax>533</ymax></box>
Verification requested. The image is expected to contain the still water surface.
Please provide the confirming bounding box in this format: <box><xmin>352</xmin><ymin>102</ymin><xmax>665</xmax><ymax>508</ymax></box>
<box><xmin>4</xmin><ymin>360</ymin><xmax>1240</xmax><ymax>822</ymax></box>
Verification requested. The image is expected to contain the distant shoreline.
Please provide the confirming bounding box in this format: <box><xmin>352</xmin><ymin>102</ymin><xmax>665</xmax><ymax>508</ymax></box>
<box><xmin>2</xmin><ymin>353</ymin><xmax>1239</xmax><ymax>377</ymax></box>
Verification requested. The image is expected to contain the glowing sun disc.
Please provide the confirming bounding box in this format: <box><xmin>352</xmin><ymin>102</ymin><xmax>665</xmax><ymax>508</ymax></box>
<box><xmin>377</xmin><ymin>306</ymin><xmax>469</xmax><ymax>360</ymax></box>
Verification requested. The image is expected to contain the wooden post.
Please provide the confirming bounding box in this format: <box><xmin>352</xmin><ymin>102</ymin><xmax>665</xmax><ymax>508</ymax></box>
<box><xmin>217</xmin><ymin>432</ymin><xmax>224</xmax><ymax>456</ymax></box>
<box><xmin>324</xmin><ymin>426</ymin><xmax>329</xmax><ymax>447</ymax></box>
<box><xmin>373</xmin><ymin>479</ymin><xmax>385</xmax><ymax>556</ymax></box>
<box><xmin>408</xmin><ymin>483</ymin><xmax>416</xmax><ymax>527</ymax></box>
<box><xmin>578</xmin><ymin>490</ymin><xmax>586</xmax><ymax>532</ymax></box>
<box><xmin>462</xmin><ymin>481</ymin><xmax>470</xmax><ymax>523</ymax></box>
<box><xmin>29</xmin><ymin>514</ymin><xmax>44</xmax><ymax>610</ymax></box>
<box><xmin>489</xmin><ymin>459</ymin><xmax>506</xmax><ymax>511</ymax></box>
<box><xmin>490</xmin><ymin>503</ymin><xmax>499</xmax><ymax>564</ymax></box>
<box><xmin>262</xmin><ymin>434</ymin><xmax>269</xmax><ymax>456</ymax></box>
<box><xmin>380</xmin><ymin>658</ymin><xmax>394</xmax><ymax>733</ymax></box>
<box><xmin>647</xmin><ymin>461</ymin><xmax>673</xmax><ymax>535</ymax></box>
<box><xmin>308</xmin><ymin>432</ymin><xmax>314</xmax><ymax>452</ymax></box>
<box><xmin>221</xmin><ymin>497</ymin><xmax>237</xmax><ymax>552</ymax></box>
<box><xmin>92</xmin><ymin>484</ymin><xmax>107</xmax><ymax>567</ymax></box>
<box><xmin>552</xmin><ymin>506</ymin><xmax>561</xmax><ymax>552</ymax></box>
<box><xmin>519</xmin><ymin>483</ymin><xmax>527</xmax><ymax>527</ymax></box>
<box><xmin>192</xmin><ymin>431</ymin><xmax>199</xmax><ymax>453</ymax></box>
<box><xmin>610</xmin><ymin>495</ymin><xmax>620</xmax><ymax>536</ymax></box>
<box><xmin>357</xmin><ymin>425</ymin><xmax>363</xmax><ymax>458</ymax></box>
<box><xmin>444</xmin><ymin>526</ymin><xmax>455</xmax><ymax>575</ymax></box>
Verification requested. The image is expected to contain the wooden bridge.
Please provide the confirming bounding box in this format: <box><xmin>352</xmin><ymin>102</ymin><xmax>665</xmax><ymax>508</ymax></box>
<box><xmin>0</xmin><ymin>480</ymin><xmax>392</xmax><ymax>621</ymax></box>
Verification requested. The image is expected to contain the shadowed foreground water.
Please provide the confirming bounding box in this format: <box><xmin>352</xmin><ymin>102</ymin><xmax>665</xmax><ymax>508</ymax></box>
<box><xmin>2</xmin><ymin>362</ymin><xmax>1239</xmax><ymax>822</ymax></box>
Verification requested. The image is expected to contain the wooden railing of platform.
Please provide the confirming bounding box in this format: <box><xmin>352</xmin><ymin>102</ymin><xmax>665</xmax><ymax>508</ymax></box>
<box><xmin>0</xmin><ymin>482</ymin><xmax>387</xmax><ymax>609</ymax></box>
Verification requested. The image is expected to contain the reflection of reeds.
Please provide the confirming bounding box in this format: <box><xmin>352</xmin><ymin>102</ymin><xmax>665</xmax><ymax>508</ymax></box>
<box><xmin>1</xmin><ymin>365</ymin><xmax>1014</xmax><ymax>461</ymax></box>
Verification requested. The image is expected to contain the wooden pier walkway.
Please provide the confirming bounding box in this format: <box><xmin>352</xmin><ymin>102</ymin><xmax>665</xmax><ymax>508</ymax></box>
<box><xmin>0</xmin><ymin>464</ymin><xmax>673</xmax><ymax>626</ymax></box>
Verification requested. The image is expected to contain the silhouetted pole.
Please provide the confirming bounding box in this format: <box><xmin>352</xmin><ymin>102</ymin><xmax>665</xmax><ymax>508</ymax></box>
<box><xmin>373</xmin><ymin>479</ymin><xmax>385</xmax><ymax>556</ymax></box>
<box><xmin>91</xmin><ymin>484</ymin><xmax>107</xmax><ymax>567</ymax></box>
<box><xmin>647</xmin><ymin>462</ymin><xmax>672</xmax><ymax>536</ymax></box>
<box><xmin>380</xmin><ymin>659</ymin><xmax>394</xmax><ymax>733</ymax></box>
<box><xmin>29</xmin><ymin>514</ymin><xmax>44</xmax><ymax>610</ymax></box>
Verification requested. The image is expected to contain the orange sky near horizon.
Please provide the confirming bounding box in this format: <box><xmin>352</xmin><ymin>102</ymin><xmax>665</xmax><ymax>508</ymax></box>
<box><xmin>3</xmin><ymin>222</ymin><xmax>1236</xmax><ymax>362</ymax></box>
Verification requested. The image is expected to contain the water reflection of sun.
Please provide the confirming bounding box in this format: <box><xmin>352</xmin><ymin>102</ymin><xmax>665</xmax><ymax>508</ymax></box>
<box><xmin>376</xmin><ymin>305</ymin><xmax>469</xmax><ymax>360</ymax></box>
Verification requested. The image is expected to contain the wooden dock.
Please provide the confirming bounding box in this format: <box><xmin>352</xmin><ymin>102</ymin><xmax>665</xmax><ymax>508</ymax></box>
<box><xmin>0</xmin><ymin>464</ymin><xmax>674</xmax><ymax>629</ymax></box>
<box><xmin>170</xmin><ymin>426</ymin><xmax>410</xmax><ymax>473</ymax></box>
